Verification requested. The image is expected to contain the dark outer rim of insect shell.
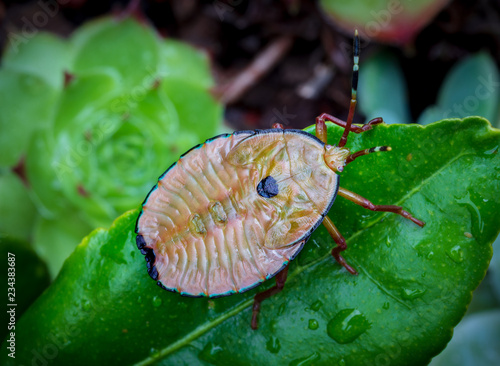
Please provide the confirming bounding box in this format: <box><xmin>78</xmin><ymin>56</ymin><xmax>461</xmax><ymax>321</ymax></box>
<box><xmin>135</xmin><ymin>128</ymin><xmax>339</xmax><ymax>297</ymax></box>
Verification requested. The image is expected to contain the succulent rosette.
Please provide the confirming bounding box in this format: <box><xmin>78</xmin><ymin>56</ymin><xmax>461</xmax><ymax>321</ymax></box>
<box><xmin>0</xmin><ymin>17</ymin><xmax>223</xmax><ymax>276</ymax></box>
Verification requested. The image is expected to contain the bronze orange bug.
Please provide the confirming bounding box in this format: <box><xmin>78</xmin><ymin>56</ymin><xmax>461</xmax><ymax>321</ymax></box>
<box><xmin>135</xmin><ymin>31</ymin><xmax>425</xmax><ymax>329</ymax></box>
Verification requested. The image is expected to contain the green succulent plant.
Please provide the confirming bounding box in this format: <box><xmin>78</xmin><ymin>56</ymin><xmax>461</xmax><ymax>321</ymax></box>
<box><xmin>0</xmin><ymin>16</ymin><xmax>223</xmax><ymax>277</ymax></box>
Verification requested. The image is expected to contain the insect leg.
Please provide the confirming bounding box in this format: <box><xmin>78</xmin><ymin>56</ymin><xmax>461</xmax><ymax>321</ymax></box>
<box><xmin>315</xmin><ymin>115</ymin><xmax>328</xmax><ymax>144</ymax></box>
<box><xmin>338</xmin><ymin>187</ymin><xmax>425</xmax><ymax>227</ymax></box>
<box><xmin>322</xmin><ymin>216</ymin><xmax>358</xmax><ymax>275</ymax></box>
<box><xmin>251</xmin><ymin>265</ymin><xmax>289</xmax><ymax>330</ymax></box>
<box><xmin>315</xmin><ymin>114</ymin><xmax>384</xmax><ymax>138</ymax></box>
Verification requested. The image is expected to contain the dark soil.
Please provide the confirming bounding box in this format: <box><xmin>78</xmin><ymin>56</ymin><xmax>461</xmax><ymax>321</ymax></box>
<box><xmin>2</xmin><ymin>0</ymin><xmax>500</xmax><ymax>130</ymax></box>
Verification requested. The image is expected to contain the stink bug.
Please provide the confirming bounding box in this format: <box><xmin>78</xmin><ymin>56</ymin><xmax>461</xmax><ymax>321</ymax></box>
<box><xmin>135</xmin><ymin>30</ymin><xmax>425</xmax><ymax>329</ymax></box>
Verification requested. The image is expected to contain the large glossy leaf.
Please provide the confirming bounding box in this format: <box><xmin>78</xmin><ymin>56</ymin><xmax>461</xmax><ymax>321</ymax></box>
<box><xmin>3</xmin><ymin>117</ymin><xmax>499</xmax><ymax>365</ymax></box>
<box><xmin>0</xmin><ymin>236</ymin><xmax>50</xmax><ymax>342</ymax></box>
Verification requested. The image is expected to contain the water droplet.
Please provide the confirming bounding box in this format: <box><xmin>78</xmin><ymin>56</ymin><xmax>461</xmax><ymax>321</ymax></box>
<box><xmin>152</xmin><ymin>296</ymin><xmax>162</xmax><ymax>307</ymax></box>
<box><xmin>447</xmin><ymin>245</ymin><xmax>464</xmax><ymax>263</ymax></box>
<box><xmin>427</xmin><ymin>251</ymin><xmax>434</xmax><ymax>260</ymax></box>
<box><xmin>310</xmin><ymin>300</ymin><xmax>323</xmax><ymax>312</ymax></box>
<box><xmin>327</xmin><ymin>309</ymin><xmax>371</xmax><ymax>344</ymax></box>
<box><xmin>137</xmin><ymin>296</ymin><xmax>143</xmax><ymax>304</ymax></box>
<box><xmin>338</xmin><ymin>359</ymin><xmax>346</xmax><ymax>366</ymax></box>
<box><xmin>308</xmin><ymin>319</ymin><xmax>319</xmax><ymax>330</ymax></box>
<box><xmin>382</xmin><ymin>302</ymin><xmax>390</xmax><ymax>310</ymax></box>
<box><xmin>277</xmin><ymin>303</ymin><xmax>286</xmax><ymax>316</ymax></box>
<box><xmin>456</xmin><ymin>191</ymin><xmax>484</xmax><ymax>241</ymax></box>
<box><xmin>266</xmin><ymin>336</ymin><xmax>281</xmax><ymax>354</ymax></box>
<box><xmin>289</xmin><ymin>352</ymin><xmax>320</xmax><ymax>366</ymax></box>
<box><xmin>149</xmin><ymin>347</ymin><xmax>158</xmax><ymax>355</ymax></box>
<box><xmin>401</xmin><ymin>287</ymin><xmax>426</xmax><ymax>300</ymax></box>
<box><xmin>484</xmin><ymin>146</ymin><xmax>498</xmax><ymax>155</ymax></box>
<box><xmin>199</xmin><ymin>342</ymin><xmax>223</xmax><ymax>363</ymax></box>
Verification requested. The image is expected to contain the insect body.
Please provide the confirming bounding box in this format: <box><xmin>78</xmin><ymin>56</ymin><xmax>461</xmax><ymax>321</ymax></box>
<box><xmin>136</xmin><ymin>129</ymin><xmax>339</xmax><ymax>296</ymax></box>
<box><xmin>135</xmin><ymin>31</ymin><xmax>425</xmax><ymax>329</ymax></box>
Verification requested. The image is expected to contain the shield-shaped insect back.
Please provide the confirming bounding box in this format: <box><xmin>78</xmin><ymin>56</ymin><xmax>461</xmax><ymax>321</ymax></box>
<box><xmin>135</xmin><ymin>30</ymin><xmax>424</xmax><ymax>330</ymax></box>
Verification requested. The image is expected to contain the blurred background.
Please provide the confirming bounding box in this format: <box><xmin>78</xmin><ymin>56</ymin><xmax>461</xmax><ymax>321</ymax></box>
<box><xmin>1</xmin><ymin>0</ymin><xmax>500</xmax><ymax>364</ymax></box>
<box><xmin>2</xmin><ymin>0</ymin><xmax>500</xmax><ymax>129</ymax></box>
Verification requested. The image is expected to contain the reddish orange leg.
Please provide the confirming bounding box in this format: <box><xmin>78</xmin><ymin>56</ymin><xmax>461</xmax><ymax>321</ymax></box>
<box><xmin>251</xmin><ymin>265</ymin><xmax>289</xmax><ymax>330</ymax></box>
<box><xmin>272</xmin><ymin>123</ymin><xmax>284</xmax><ymax>129</ymax></box>
<box><xmin>338</xmin><ymin>187</ymin><xmax>425</xmax><ymax>227</ymax></box>
<box><xmin>315</xmin><ymin>114</ymin><xmax>384</xmax><ymax>143</ymax></box>
<box><xmin>322</xmin><ymin>216</ymin><xmax>358</xmax><ymax>275</ymax></box>
<box><xmin>315</xmin><ymin>116</ymin><xmax>328</xmax><ymax>144</ymax></box>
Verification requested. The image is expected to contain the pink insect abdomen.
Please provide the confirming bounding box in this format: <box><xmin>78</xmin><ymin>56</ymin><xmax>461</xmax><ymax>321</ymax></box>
<box><xmin>136</xmin><ymin>130</ymin><xmax>339</xmax><ymax>297</ymax></box>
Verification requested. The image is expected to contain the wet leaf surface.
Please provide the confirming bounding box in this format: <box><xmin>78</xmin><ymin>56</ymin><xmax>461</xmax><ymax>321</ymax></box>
<box><xmin>3</xmin><ymin>117</ymin><xmax>499</xmax><ymax>366</ymax></box>
<box><xmin>0</xmin><ymin>236</ymin><xmax>50</xmax><ymax>341</ymax></box>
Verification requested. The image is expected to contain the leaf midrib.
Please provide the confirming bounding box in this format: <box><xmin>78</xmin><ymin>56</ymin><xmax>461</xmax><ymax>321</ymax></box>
<box><xmin>134</xmin><ymin>150</ymin><xmax>471</xmax><ymax>366</ymax></box>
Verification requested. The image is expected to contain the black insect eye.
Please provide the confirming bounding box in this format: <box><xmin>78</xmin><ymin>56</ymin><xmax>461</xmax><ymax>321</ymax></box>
<box><xmin>257</xmin><ymin>176</ymin><xmax>279</xmax><ymax>198</ymax></box>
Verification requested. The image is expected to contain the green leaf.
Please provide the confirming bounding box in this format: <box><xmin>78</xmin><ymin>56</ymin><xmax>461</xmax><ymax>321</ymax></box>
<box><xmin>358</xmin><ymin>51</ymin><xmax>411</xmax><ymax>124</ymax></box>
<box><xmin>418</xmin><ymin>52</ymin><xmax>500</xmax><ymax>126</ymax></box>
<box><xmin>428</xmin><ymin>310</ymin><xmax>500</xmax><ymax>366</ymax></box>
<box><xmin>0</xmin><ymin>70</ymin><xmax>58</xmax><ymax>167</ymax></box>
<box><xmin>0</xmin><ymin>32</ymin><xmax>69</xmax><ymax>167</ymax></box>
<box><xmin>32</xmin><ymin>210</ymin><xmax>93</xmax><ymax>279</ymax></box>
<box><xmin>0</xmin><ymin>170</ymin><xmax>37</xmax><ymax>242</ymax></box>
<box><xmin>161</xmin><ymin>80</ymin><xmax>223</xmax><ymax>142</ymax></box>
<box><xmin>4</xmin><ymin>117</ymin><xmax>499</xmax><ymax>365</ymax></box>
<box><xmin>71</xmin><ymin>17</ymin><xmax>160</xmax><ymax>89</ymax></box>
<box><xmin>160</xmin><ymin>39</ymin><xmax>214</xmax><ymax>89</ymax></box>
<box><xmin>0</xmin><ymin>236</ymin><xmax>51</xmax><ymax>342</ymax></box>
<box><xmin>2</xmin><ymin>32</ymin><xmax>71</xmax><ymax>89</ymax></box>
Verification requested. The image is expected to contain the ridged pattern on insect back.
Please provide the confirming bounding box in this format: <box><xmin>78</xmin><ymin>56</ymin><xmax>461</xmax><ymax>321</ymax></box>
<box><xmin>136</xmin><ymin>129</ymin><xmax>339</xmax><ymax>297</ymax></box>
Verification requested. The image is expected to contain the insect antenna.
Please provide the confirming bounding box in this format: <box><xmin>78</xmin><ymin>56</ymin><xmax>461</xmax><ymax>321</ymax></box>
<box><xmin>346</xmin><ymin>146</ymin><xmax>392</xmax><ymax>164</ymax></box>
<box><xmin>338</xmin><ymin>30</ymin><xmax>360</xmax><ymax>148</ymax></box>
